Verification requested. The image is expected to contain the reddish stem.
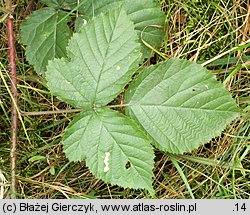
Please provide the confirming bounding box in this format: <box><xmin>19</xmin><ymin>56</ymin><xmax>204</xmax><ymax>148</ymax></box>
<box><xmin>7</xmin><ymin>9</ymin><xmax>18</xmax><ymax>198</ymax></box>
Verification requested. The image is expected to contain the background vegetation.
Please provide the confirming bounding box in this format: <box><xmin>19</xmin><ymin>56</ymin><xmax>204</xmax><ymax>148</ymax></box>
<box><xmin>0</xmin><ymin>0</ymin><xmax>250</xmax><ymax>198</ymax></box>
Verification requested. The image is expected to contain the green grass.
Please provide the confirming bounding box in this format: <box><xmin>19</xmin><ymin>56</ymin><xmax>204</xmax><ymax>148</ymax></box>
<box><xmin>0</xmin><ymin>0</ymin><xmax>250</xmax><ymax>198</ymax></box>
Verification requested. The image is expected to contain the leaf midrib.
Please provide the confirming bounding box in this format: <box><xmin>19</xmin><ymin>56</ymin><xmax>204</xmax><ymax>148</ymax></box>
<box><xmin>93</xmin><ymin>7</ymin><xmax>122</xmax><ymax>104</ymax></box>
<box><xmin>130</xmin><ymin>104</ymin><xmax>238</xmax><ymax>114</ymax></box>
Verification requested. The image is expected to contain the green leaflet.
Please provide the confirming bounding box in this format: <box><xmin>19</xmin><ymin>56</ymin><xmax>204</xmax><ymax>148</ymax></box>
<box><xmin>39</xmin><ymin>0</ymin><xmax>86</xmax><ymax>11</ymax></box>
<box><xmin>39</xmin><ymin>0</ymin><xmax>166</xmax><ymax>56</ymax></box>
<box><xmin>63</xmin><ymin>108</ymin><xmax>154</xmax><ymax>194</ymax></box>
<box><xmin>46</xmin><ymin>6</ymin><xmax>141</xmax><ymax>108</ymax></box>
<box><xmin>77</xmin><ymin>0</ymin><xmax>165</xmax><ymax>58</ymax></box>
<box><xmin>39</xmin><ymin>0</ymin><xmax>67</xmax><ymax>8</ymax></box>
<box><xmin>80</xmin><ymin>0</ymin><xmax>121</xmax><ymax>16</ymax></box>
<box><xmin>20</xmin><ymin>7</ymin><xmax>72</xmax><ymax>75</ymax></box>
<box><xmin>22</xmin><ymin>1</ymin><xmax>164</xmax><ymax>75</ymax></box>
<box><xmin>124</xmin><ymin>0</ymin><xmax>165</xmax><ymax>58</ymax></box>
<box><xmin>125</xmin><ymin>58</ymin><xmax>239</xmax><ymax>154</ymax></box>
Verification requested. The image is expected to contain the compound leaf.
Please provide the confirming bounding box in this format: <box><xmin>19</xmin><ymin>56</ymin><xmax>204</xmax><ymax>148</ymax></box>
<box><xmin>125</xmin><ymin>58</ymin><xmax>239</xmax><ymax>154</ymax></box>
<box><xmin>63</xmin><ymin>108</ymin><xmax>155</xmax><ymax>194</ymax></box>
<box><xmin>20</xmin><ymin>7</ymin><xmax>72</xmax><ymax>75</ymax></box>
<box><xmin>46</xmin><ymin>6</ymin><xmax>141</xmax><ymax>108</ymax></box>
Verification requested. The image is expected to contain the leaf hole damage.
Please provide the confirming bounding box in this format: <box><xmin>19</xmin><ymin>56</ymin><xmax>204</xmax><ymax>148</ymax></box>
<box><xmin>82</xmin><ymin>19</ymin><xmax>87</xmax><ymax>25</ymax></box>
<box><xmin>125</xmin><ymin>161</ymin><xmax>131</xmax><ymax>169</ymax></box>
